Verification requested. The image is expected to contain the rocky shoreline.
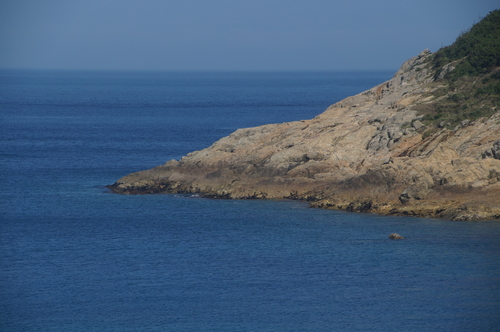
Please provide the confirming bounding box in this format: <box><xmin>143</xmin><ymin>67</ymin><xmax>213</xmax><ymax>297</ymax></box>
<box><xmin>108</xmin><ymin>49</ymin><xmax>500</xmax><ymax>221</ymax></box>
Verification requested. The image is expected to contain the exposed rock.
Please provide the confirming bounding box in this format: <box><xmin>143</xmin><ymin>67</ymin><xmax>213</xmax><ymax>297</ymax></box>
<box><xmin>483</xmin><ymin>139</ymin><xmax>500</xmax><ymax>160</ymax></box>
<box><xmin>108</xmin><ymin>50</ymin><xmax>500</xmax><ymax>221</ymax></box>
<box><xmin>495</xmin><ymin>140</ymin><xmax>500</xmax><ymax>159</ymax></box>
<box><xmin>412</xmin><ymin>120</ymin><xmax>424</xmax><ymax>130</ymax></box>
<box><xmin>346</xmin><ymin>200</ymin><xmax>373</xmax><ymax>213</ymax></box>
<box><xmin>440</xmin><ymin>202</ymin><xmax>497</xmax><ymax>221</ymax></box>
<box><xmin>388</xmin><ymin>233</ymin><xmax>405</xmax><ymax>240</ymax></box>
<box><xmin>437</xmin><ymin>62</ymin><xmax>456</xmax><ymax>80</ymax></box>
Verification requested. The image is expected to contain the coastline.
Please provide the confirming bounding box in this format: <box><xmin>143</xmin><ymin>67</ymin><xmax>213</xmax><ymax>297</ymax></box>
<box><xmin>108</xmin><ymin>50</ymin><xmax>500</xmax><ymax>221</ymax></box>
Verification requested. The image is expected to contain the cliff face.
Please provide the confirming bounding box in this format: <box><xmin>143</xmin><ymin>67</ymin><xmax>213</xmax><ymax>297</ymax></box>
<box><xmin>108</xmin><ymin>48</ymin><xmax>500</xmax><ymax>221</ymax></box>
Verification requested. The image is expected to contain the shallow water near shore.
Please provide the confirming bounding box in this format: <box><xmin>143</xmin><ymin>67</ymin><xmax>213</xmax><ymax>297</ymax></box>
<box><xmin>1</xmin><ymin>70</ymin><xmax>499</xmax><ymax>331</ymax></box>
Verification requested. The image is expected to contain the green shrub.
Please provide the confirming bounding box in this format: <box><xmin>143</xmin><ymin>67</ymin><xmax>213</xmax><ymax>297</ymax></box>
<box><xmin>416</xmin><ymin>10</ymin><xmax>500</xmax><ymax>127</ymax></box>
<box><xmin>432</xmin><ymin>9</ymin><xmax>500</xmax><ymax>79</ymax></box>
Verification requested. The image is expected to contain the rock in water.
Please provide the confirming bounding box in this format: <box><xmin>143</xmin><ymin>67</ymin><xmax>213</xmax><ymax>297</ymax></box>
<box><xmin>388</xmin><ymin>233</ymin><xmax>405</xmax><ymax>240</ymax></box>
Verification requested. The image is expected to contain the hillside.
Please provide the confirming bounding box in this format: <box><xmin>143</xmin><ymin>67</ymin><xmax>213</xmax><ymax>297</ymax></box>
<box><xmin>108</xmin><ymin>11</ymin><xmax>500</xmax><ymax>221</ymax></box>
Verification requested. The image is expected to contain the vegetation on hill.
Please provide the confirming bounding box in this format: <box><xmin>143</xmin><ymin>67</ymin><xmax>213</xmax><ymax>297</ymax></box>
<box><xmin>432</xmin><ymin>9</ymin><xmax>500</xmax><ymax>79</ymax></box>
<box><xmin>416</xmin><ymin>10</ymin><xmax>500</xmax><ymax>129</ymax></box>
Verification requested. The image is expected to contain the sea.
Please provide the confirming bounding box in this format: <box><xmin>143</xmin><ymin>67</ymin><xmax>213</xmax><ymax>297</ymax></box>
<box><xmin>1</xmin><ymin>69</ymin><xmax>499</xmax><ymax>332</ymax></box>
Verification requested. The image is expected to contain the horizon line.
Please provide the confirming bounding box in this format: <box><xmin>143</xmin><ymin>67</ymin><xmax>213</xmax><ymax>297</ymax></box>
<box><xmin>0</xmin><ymin>67</ymin><xmax>398</xmax><ymax>73</ymax></box>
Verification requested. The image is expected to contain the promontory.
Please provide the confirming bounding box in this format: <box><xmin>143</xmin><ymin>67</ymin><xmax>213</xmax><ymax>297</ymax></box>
<box><xmin>108</xmin><ymin>10</ymin><xmax>500</xmax><ymax>221</ymax></box>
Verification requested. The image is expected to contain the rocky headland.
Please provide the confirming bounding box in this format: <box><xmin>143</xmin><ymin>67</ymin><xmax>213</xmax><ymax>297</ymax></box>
<box><xmin>108</xmin><ymin>11</ymin><xmax>500</xmax><ymax>221</ymax></box>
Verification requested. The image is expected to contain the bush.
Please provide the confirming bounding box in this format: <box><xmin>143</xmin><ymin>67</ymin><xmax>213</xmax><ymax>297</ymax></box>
<box><xmin>432</xmin><ymin>10</ymin><xmax>500</xmax><ymax>79</ymax></box>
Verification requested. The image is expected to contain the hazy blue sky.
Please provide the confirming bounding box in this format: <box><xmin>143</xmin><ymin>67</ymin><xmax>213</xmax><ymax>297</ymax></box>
<box><xmin>0</xmin><ymin>0</ymin><xmax>498</xmax><ymax>71</ymax></box>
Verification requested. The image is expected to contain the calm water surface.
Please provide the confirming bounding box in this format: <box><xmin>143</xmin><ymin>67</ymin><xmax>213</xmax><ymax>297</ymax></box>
<box><xmin>1</xmin><ymin>70</ymin><xmax>499</xmax><ymax>331</ymax></box>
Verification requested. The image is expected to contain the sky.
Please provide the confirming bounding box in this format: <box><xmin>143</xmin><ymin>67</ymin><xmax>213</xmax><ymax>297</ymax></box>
<box><xmin>0</xmin><ymin>0</ymin><xmax>498</xmax><ymax>71</ymax></box>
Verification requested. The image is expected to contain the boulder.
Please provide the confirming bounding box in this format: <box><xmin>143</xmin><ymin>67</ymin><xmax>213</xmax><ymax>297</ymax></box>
<box><xmin>388</xmin><ymin>233</ymin><xmax>405</xmax><ymax>240</ymax></box>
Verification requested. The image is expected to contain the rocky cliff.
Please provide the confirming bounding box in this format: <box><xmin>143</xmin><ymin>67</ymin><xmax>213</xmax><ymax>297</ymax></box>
<box><xmin>108</xmin><ymin>13</ymin><xmax>500</xmax><ymax>221</ymax></box>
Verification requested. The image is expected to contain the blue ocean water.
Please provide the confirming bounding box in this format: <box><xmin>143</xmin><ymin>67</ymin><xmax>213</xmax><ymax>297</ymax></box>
<box><xmin>1</xmin><ymin>69</ymin><xmax>500</xmax><ymax>332</ymax></box>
